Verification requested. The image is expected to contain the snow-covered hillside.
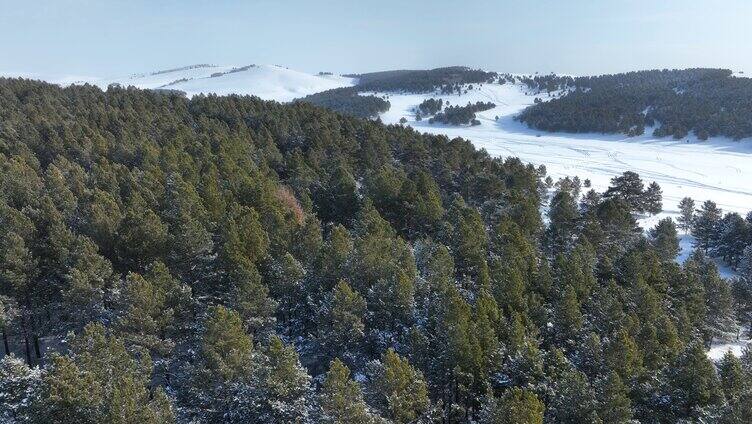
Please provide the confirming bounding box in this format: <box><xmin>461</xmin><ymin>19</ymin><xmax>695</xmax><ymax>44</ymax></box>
<box><xmin>375</xmin><ymin>81</ymin><xmax>752</xmax><ymax>359</ymax></box>
<box><xmin>374</xmin><ymin>82</ymin><xmax>752</xmax><ymax>225</ymax></box>
<box><xmin>28</xmin><ymin>64</ymin><xmax>356</xmax><ymax>102</ymax></box>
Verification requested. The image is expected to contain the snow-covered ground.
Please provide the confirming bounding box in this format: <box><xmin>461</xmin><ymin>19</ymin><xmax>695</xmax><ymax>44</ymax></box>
<box><xmin>374</xmin><ymin>82</ymin><xmax>752</xmax><ymax>360</ymax></box>
<box><xmin>708</xmin><ymin>332</ymin><xmax>750</xmax><ymax>361</ymax></box>
<box><xmin>3</xmin><ymin>64</ymin><xmax>355</xmax><ymax>102</ymax></box>
<box><xmin>375</xmin><ymin>82</ymin><xmax>752</xmax><ymax>227</ymax></box>
<box><xmin>4</xmin><ymin>65</ymin><xmax>752</xmax><ymax>359</ymax></box>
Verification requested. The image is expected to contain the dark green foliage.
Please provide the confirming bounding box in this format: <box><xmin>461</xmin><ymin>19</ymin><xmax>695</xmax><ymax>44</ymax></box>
<box><xmin>0</xmin><ymin>78</ymin><xmax>746</xmax><ymax>424</ymax></box>
<box><xmin>347</xmin><ymin>66</ymin><xmax>496</xmax><ymax>93</ymax></box>
<box><xmin>418</xmin><ymin>98</ymin><xmax>443</xmax><ymax>115</ymax></box>
<box><xmin>430</xmin><ymin>101</ymin><xmax>496</xmax><ymax>126</ymax></box>
<box><xmin>479</xmin><ymin>387</ymin><xmax>544</xmax><ymax>424</ymax></box>
<box><xmin>40</xmin><ymin>323</ymin><xmax>175</xmax><ymax>423</ymax></box>
<box><xmin>693</xmin><ymin>200</ymin><xmax>722</xmax><ymax>251</ymax></box>
<box><xmin>664</xmin><ymin>342</ymin><xmax>724</xmax><ymax>419</ymax></box>
<box><xmin>517</xmin><ymin>68</ymin><xmax>752</xmax><ymax>140</ymax></box>
<box><xmin>320</xmin><ymin>359</ymin><xmax>379</xmax><ymax>424</ymax></box>
<box><xmin>649</xmin><ymin>217</ymin><xmax>680</xmax><ymax>262</ymax></box>
<box><xmin>603</xmin><ymin>171</ymin><xmax>662</xmax><ymax>215</ymax></box>
<box><xmin>296</xmin><ymin>87</ymin><xmax>390</xmax><ymax>118</ymax></box>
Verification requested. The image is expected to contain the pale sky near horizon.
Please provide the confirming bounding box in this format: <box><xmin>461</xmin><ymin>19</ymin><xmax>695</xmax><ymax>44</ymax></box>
<box><xmin>1</xmin><ymin>0</ymin><xmax>750</xmax><ymax>78</ymax></box>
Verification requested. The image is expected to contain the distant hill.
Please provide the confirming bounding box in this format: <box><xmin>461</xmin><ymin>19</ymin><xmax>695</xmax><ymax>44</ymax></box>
<box><xmin>83</xmin><ymin>64</ymin><xmax>356</xmax><ymax>102</ymax></box>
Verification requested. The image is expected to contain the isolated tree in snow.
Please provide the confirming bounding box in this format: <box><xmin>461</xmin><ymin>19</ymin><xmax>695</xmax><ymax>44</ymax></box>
<box><xmin>643</xmin><ymin>181</ymin><xmax>663</xmax><ymax>214</ymax></box>
<box><xmin>692</xmin><ymin>200</ymin><xmax>722</xmax><ymax>251</ymax></box>
<box><xmin>603</xmin><ymin>171</ymin><xmax>644</xmax><ymax>212</ymax></box>
<box><xmin>678</xmin><ymin>197</ymin><xmax>696</xmax><ymax>232</ymax></box>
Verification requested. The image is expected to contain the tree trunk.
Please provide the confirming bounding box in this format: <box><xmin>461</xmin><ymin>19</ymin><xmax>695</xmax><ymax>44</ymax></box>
<box><xmin>23</xmin><ymin>333</ymin><xmax>32</xmax><ymax>365</ymax></box>
<box><xmin>2</xmin><ymin>327</ymin><xmax>9</xmax><ymax>356</ymax></box>
<box><xmin>30</xmin><ymin>317</ymin><xmax>41</xmax><ymax>359</ymax></box>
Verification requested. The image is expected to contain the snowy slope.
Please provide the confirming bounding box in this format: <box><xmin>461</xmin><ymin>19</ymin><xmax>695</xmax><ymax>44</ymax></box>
<box><xmin>14</xmin><ymin>64</ymin><xmax>356</xmax><ymax>102</ymax></box>
<box><xmin>375</xmin><ymin>81</ymin><xmax>752</xmax><ymax>360</ymax></box>
<box><xmin>165</xmin><ymin>65</ymin><xmax>354</xmax><ymax>101</ymax></box>
<box><xmin>373</xmin><ymin>82</ymin><xmax>752</xmax><ymax>224</ymax></box>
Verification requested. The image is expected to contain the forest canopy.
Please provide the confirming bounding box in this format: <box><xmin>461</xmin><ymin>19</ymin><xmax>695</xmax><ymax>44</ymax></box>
<box><xmin>516</xmin><ymin>68</ymin><xmax>752</xmax><ymax>140</ymax></box>
<box><xmin>295</xmin><ymin>87</ymin><xmax>390</xmax><ymax>119</ymax></box>
<box><xmin>0</xmin><ymin>78</ymin><xmax>750</xmax><ymax>423</ymax></box>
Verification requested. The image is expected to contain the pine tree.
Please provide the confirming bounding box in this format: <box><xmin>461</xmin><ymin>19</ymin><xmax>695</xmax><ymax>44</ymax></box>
<box><xmin>221</xmin><ymin>205</ymin><xmax>269</xmax><ymax>272</ymax></box>
<box><xmin>649</xmin><ymin>217</ymin><xmax>680</xmax><ymax>262</ymax></box>
<box><xmin>715</xmin><ymin>213</ymin><xmax>750</xmax><ymax>266</ymax></box>
<box><xmin>0</xmin><ymin>355</ymin><xmax>41</xmax><ymax>422</ymax></box>
<box><xmin>596</xmin><ymin>371</ymin><xmax>633</xmax><ymax>423</ymax></box>
<box><xmin>320</xmin><ymin>358</ymin><xmax>381</xmax><ymax>424</ymax></box>
<box><xmin>666</xmin><ymin>342</ymin><xmax>724</xmax><ymax>419</ymax></box>
<box><xmin>643</xmin><ymin>181</ymin><xmax>663</xmax><ymax>215</ymax></box>
<box><xmin>255</xmin><ymin>336</ymin><xmax>314</xmax><ymax>423</ymax></box>
<box><xmin>446</xmin><ymin>195</ymin><xmax>490</xmax><ymax>289</ymax></box>
<box><xmin>115</xmin><ymin>270</ymin><xmax>176</xmax><ymax>356</ymax></box>
<box><xmin>115</xmin><ymin>193</ymin><xmax>169</xmax><ymax>271</ymax></box>
<box><xmin>201</xmin><ymin>305</ymin><xmax>254</xmax><ymax>382</ymax></box>
<box><xmin>40</xmin><ymin>323</ymin><xmax>174</xmax><ymax>423</ymax></box>
<box><xmin>318</xmin><ymin>164</ymin><xmax>359</xmax><ymax>225</ymax></box>
<box><xmin>64</xmin><ymin>236</ymin><xmax>113</xmax><ymax>327</ymax></box>
<box><xmin>720</xmin><ymin>390</ymin><xmax>752</xmax><ymax>424</ymax></box>
<box><xmin>547</xmin><ymin>189</ymin><xmax>579</xmax><ymax>252</ymax></box>
<box><xmin>479</xmin><ymin>387</ymin><xmax>544</xmax><ymax>424</ymax></box>
<box><xmin>718</xmin><ymin>351</ymin><xmax>746</xmax><ymax>401</ymax></box>
<box><xmin>367</xmin><ymin>349</ymin><xmax>430</xmax><ymax>424</ymax></box>
<box><xmin>603</xmin><ymin>171</ymin><xmax>645</xmax><ymax>212</ymax></box>
<box><xmin>229</xmin><ymin>266</ymin><xmax>276</xmax><ymax>336</ymax></box>
<box><xmin>553</xmin><ymin>284</ymin><xmax>583</xmax><ymax>343</ymax></box>
<box><xmin>677</xmin><ymin>197</ymin><xmax>696</xmax><ymax>232</ymax></box>
<box><xmin>546</xmin><ymin>362</ymin><xmax>599</xmax><ymax>423</ymax></box>
<box><xmin>475</xmin><ymin>289</ymin><xmax>502</xmax><ymax>381</ymax></box>
<box><xmin>318</xmin><ymin>280</ymin><xmax>367</xmax><ymax>360</ymax></box>
<box><xmin>692</xmin><ymin>200</ymin><xmax>722</xmax><ymax>251</ymax></box>
<box><xmin>605</xmin><ymin>328</ymin><xmax>644</xmax><ymax>382</ymax></box>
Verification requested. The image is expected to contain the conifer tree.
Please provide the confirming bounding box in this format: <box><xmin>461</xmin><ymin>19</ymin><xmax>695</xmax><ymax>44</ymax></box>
<box><xmin>666</xmin><ymin>342</ymin><xmax>724</xmax><ymax>419</ymax></box>
<box><xmin>643</xmin><ymin>181</ymin><xmax>663</xmax><ymax>215</ymax></box>
<box><xmin>255</xmin><ymin>336</ymin><xmax>314</xmax><ymax>423</ymax></box>
<box><xmin>649</xmin><ymin>217</ymin><xmax>680</xmax><ymax>262</ymax></box>
<box><xmin>320</xmin><ymin>358</ymin><xmax>381</xmax><ymax>424</ymax></box>
<box><xmin>677</xmin><ymin>197</ymin><xmax>696</xmax><ymax>232</ymax></box>
<box><xmin>0</xmin><ymin>355</ymin><xmax>41</xmax><ymax>422</ymax></box>
<box><xmin>367</xmin><ymin>349</ymin><xmax>430</xmax><ymax>424</ymax></box>
<box><xmin>201</xmin><ymin>305</ymin><xmax>254</xmax><ymax>382</ymax></box>
<box><xmin>553</xmin><ymin>284</ymin><xmax>583</xmax><ymax>343</ymax></box>
<box><xmin>595</xmin><ymin>371</ymin><xmax>633</xmax><ymax>424</ymax></box>
<box><xmin>317</xmin><ymin>280</ymin><xmax>367</xmax><ymax>360</ymax></box>
<box><xmin>479</xmin><ymin>387</ymin><xmax>544</xmax><ymax>424</ymax></box>
<box><xmin>692</xmin><ymin>200</ymin><xmax>722</xmax><ymax>251</ymax></box>
<box><xmin>718</xmin><ymin>351</ymin><xmax>746</xmax><ymax>401</ymax></box>
<box><xmin>40</xmin><ymin>323</ymin><xmax>174</xmax><ymax>423</ymax></box>
<box><xmin>229</xmin><ymin>266</ymin><xmax>277</xmax><ymax>336</ymax></box>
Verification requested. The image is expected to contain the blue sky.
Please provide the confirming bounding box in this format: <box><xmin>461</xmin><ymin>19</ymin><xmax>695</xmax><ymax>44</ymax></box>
<box><xmin>1</xmin><ymin>0</ymin><xmax>750</xmax><ymax>77</ymax></box>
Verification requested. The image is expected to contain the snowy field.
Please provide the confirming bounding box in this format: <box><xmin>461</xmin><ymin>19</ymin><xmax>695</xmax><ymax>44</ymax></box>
<box><xmin>3</xmin><ymin>64</ymin><xmax>355</xmax><ymax>102</ymax></box>
<box><xmin>373</xmin><ymin>82</ymin><xmax>752</xmax><ymax>360</ymax></box>
<box><xmin>4</xmin><ymin>65</ymin><xmax>751</xmax><ymax>357</ymax></box>
<box><xmin>373</xmin><ymin>82</ymin><xmax>752</xmax><ymax>225</ymax></box>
